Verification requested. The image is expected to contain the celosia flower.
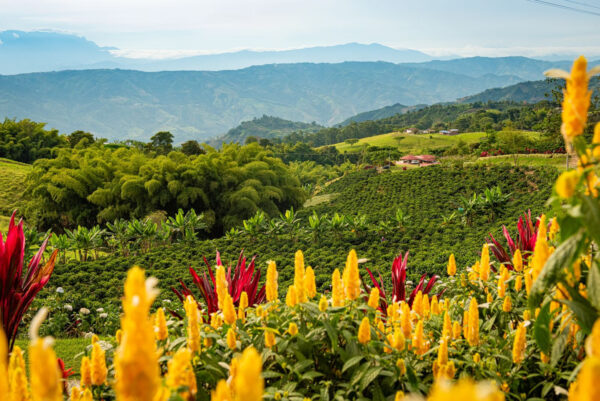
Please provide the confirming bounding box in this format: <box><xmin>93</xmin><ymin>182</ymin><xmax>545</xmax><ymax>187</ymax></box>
<box><xmin>422</xmin><ymin>294</ymin><xmax>430</xmax><ymax>319</ymax></box>
<box><xmin>304</xmin><ymin>266</ymin><xmax>317</xmax><ymax>299</ymax></box>
<box><xmin>556</xmin><ymin>170</ymin><xmax>580</xmax><ymax>199</ymax></box>
<box><xmin>80</xmin><ymin>389</ymin><xmax>93</xmax><ymax>401</ymax></box>
<box><xmin>70</xmin><ymin>387</ymin><xmax>81</xmax><ymax>401</ymax></box>
<box><xmin>569</xmin><ymin>356</ymin><xmax>600</xmax><ymax>401</ymax></box>
<box><xmin>226</xmin><ymin>328</ymin><xmax>237</xmax><ymax>350</ymax></box>
<box><xmin>115</xmin><ymin>329</ymin><xmax>122</xmax><ymax>345</ymax></box>
<box><xmin>114</xmin><ymin>267</ymin><xmax>161</xmax><ymax>401</ymax></box>
<box><xmin>442</xmin><ymin>312</ymin><xmax>452</xmax><ymax>339</ymax></box>
<box><xmin>91</xmin><ymin>342</ymin><xmax>107</xmax><ymax>386</ymax></box>
<box><xmin>473</xmin><ymin>353</ymin><xmax>481</xmax><ymax>364</ymax></box>
<box><xmin>80</xmin><ymin>357</ymin><xmax>92</xmax><ymax>388</ymax></box>
<box><xmin>318</xmin><ymin>295</ymin><xmax>328</xmax><ymax>312</ymax></box>
<box><xmin>265</xmin><ymin>331</ymin><xmax>276</xmax><ymax>348</ymax></box>
<box><xmin>285</xmin><ymin>285</ymin><xmax>298</xmax><ymax>307</ymax></box>
<box><xmin>358</xmin><ymin>317</ymin><xmax>371</xmax><ymax>344</ymax></box>
<box><xmin>184</xmin><ymin>296</ymin><xmax>201</xmax><ymax>353</ymax></box>
<box><xmin>515</xmin><ymin>275</ymin><xmax>523</xmax><ymax>292</ymax></box>
<box><xmin>512</xmin><ymin>249</ymin><xmax>523</xmax><ymax>272</ymax></box>
<box><xmin>396</xmin><ymin>358</ymin><xmax>406</xmax><ymax>377</ymax></box>
<box><xmin>512</xmin><ymin>322</ymin><xmax>527</xmax><ymax>364</ymax></box>
<box><xmin>331</xmin><ymin>269</ymin><xmax>345</xmax><ymax>307</ymax></box>
<box><xmin>502</xmin><ymin>296</ymin><xmax>512</xmax><ymax>313</ymax></box>
<box><xmin>368</xmin><ymin>287</ymin><xmax>380</xmax><ymax>309</ymax></box>
<box><xmin>400</xmin><ymin>302</ymin><xmax>412</xmax><ymax>338</ymax></box>
<box><xmin>395</xmin><ymin>391</ymin><xmax>405</xmax><ymax>401</ymax></box>
<box><xmin>392</xmin><ymin>330</ymin><xmax>405</xmax><ymax>351</ymax></box>
<box><xmin>211</xmin><ymin>379</ymin><xmax>231</xmax><ymax>401</ymax></box>
<box><xmin>480</xmin><ymin>244</ymin><xmax>490</xmax><ymax>281</ymax></box>
<box><xmin>427</xmin><ymin>379</ymin><xmax>505</xmax><ymax>401</ymax></box>
<box><xmin>266</xmin><ymin>260</ymin><xmax>278</xmax><ymax>302</ymax></box>
<box><xmin>239</xmin><ymin>291</ymin><xmax>248</xmax><ymax>311</ymax></box>
<box><xmin>288</xmin><ymin>322</ymin><xmax>298</xmax><ymax>336</ymax></box>
<box><xmin>294</xmin><ymin>250</ymin><xmax>307</xmax><ymax>303</ymax></box>
<box><xmin>166</xmin><ymin>347</ymin><xmax>197</xmax><ymax>400</ymax></box>
<box><xmin>412</xmin><ymin>320</ymin><xmax>426</xmax><ymax>355</ymax></box>
<box><xmin>222</xmin><ymin>293</ymin><xmax>237</xmax><ymax>325</ymax></box>
<box><xmin>233</xmin><ymin>347</ymin><xmax>264</xmax><ymax>401</ymax></box>
<box><xmin>8</xmin><ymin>346</ymin><xmax>27</xmax><ymax>391</ymax></box>
<box><xmin>155</xmin><ymin>307</ymin><xmax>168</xmax><ymax>341</ymax></box>
<box><xmin>549</xmin><ymin>217</ymin><xmax>560</xmax><ymax>241</ymax></box>
<box><xmin>447</xmin><ymin>253</ymin><xmax>457</xmax><ymax>276</ymax></box>
<box><xmin>467</xmin><ymin>298</ymin><xmax>479</xmax><ymax>346</ymax></box>
<box><xmin>430</xmin><ymin>295</ymin><xmax>440</xmax><ymax>316</ymax></box>
<box><xmin>531</xmin><ymin>215</ymin><xmax>550</xmax><ymax>281</ymax></box>
<box><xmin>452</xmin><ymin>321</ymin><xmax>462</xmax><ymax>340</ymax></box>
<box><xmin>9</xmin><ymin>366</ymin><xmax>29</xmax><ymax>401</ymax></box>
<box><xmin>29</xmin><ymin>309</ymin><xmax>62</xmax><ymax>401</ymax></box>
<box><xmin>216</xmin><ymin>265</ymin><xmax>228</xmax><ymax>311</ymax></box>
<box><xmin>343</xmin><ymin>250</ymin><xmax>361</xmax><ymax>300</ymax></box>
<box><xmin>437</xmin><ymin>339</ymin><xmax>448</xmax><ymax>366</ymax></box>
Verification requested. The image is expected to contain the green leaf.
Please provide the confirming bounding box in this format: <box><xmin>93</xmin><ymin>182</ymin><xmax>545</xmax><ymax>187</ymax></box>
<box><xmin>562</xmin><ymin>286</ymin><xmax>599</xmax><ymax>334</ymax></box>
<box><xmin>529</xmin><ymin>230</ymin><xmax>585</xmax><ymax>309</ymax></box>
<box><xmin>582</xmin><ymin>196</ymin><xmax>600</xmax><ymax>245</ymax></box>
<box><xmin>323</xmin><ymin>320</ymin><xmax>339</xmax><ymax>352</ymax></box>
<box><xmin>359</xmin><ymin>367</ymin><xmax>383</xmax><ymax>392</ymax></box>
<box><xmin>588</xmin><ymin>261</ymin><xmax>600</xmax><ymax>310</ymax></box>
<box><xmin>342</xmin><ymin>356</ymin><xmax>364</xmax><ymax>373</ymax></box>
<box><xmin>551</xmin><ymin>327</ymin><xmax>569</xmax><ymax>367</ymax></box>
<box><xmin>534</xmin><ymin>303</ymin><xmax>552</xmax><ymax>354</ymax></box>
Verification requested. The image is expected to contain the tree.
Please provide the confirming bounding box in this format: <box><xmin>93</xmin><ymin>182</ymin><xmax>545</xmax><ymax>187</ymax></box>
<box><xmin>181</xmin><ymin>140</ymin><xmax>205</xmax><ymax>156</ymax></box>
<box><xmin>345</xmin><ymin>138</ymin><xmax>359</xmax><ymax>146</ymax></box>
<box><xmin>68</xmin><ymin>130</ymin><xmax>95</xmax><ymax>148</ymax></box>
<box><xmin>245</xmin><ymin>136</ymin><xmax>259</xmax><ymax>144</ymax></box>
<box><xmin>150</xmin><ymin>131</ymin><xmax>174</xmax><ymax>154</ymax></box>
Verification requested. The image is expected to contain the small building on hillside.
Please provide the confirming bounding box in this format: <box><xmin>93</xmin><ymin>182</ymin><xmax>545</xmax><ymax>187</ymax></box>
<box><xmin>397</xmin><ymin>154</ymin><xmax>439</xmax><ymax>166</ymax></box>
<box><xmin>440</xmin><ymin>129</ymin><xmax>460</xmax><ymax>135</ymax></box>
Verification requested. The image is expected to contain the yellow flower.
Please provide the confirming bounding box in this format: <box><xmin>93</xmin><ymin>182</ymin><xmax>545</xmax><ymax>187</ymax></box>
<box><xmin>211</xmin><ymin>380</ymin><xmax>231</xmax><ymax>401</ymax></box>
<box><xmin>467</xmin><ymin>298</ymin><xmax>479</xmax><ymax>346</ymax></box>
<box><xmin>9</xmin><ymin>366</ymin><xmax>29</xmax><ymax>401</ymax></box>
<box><xmin>226</xmin><ymin>328</ymin><xmax>237</xmax><ymax>350</ymax></box>
<box><xmin>480</xmin><ymin>244</ymin><xmax>490</xmax><ymax>281</ymax></box>
<box><xmin>569</xmin><ymin>355</ymin><xmax>600</xmax><ymax>401</ymax></box>
<box><xmin>331</xmin><ymin>269</ymin><xmax>345</xmax><ymax>307</ymax></box>
<box><xmin>412</xmin><ymin>320</ymin><xmax>426</xmax><ymax>355</ymax></box>
<box><xmin>442</xmin><ymin>312</ymin><xmax>452</xmax><ymax>339</ymax></box>
<box><xmin>396</xmin><ymin>358</ymin><xmax>406</xmax><ymax>376</ymax></box>
<box><xmin>473</xmin><ymin>353</ymin><xmax>481</xmax><ymax>364</ymax></box>
<box><xmin>29</xmin><ymin>310</ymin><xmax>62</xmax><ymax>401</ymax></box>
<box><xmin>288</xmin><ymin>322</ymin><xmax>298</xmax><ymax>336</ymax></box>
<box><xmin>430</xmin><ymin>295</ymin><xmax>440</xmax><ymax>316</ymax></box>
<box><xmin>115</xmin><ymin>329</ymin><xmax>123</xmax><ymax>345</ymax></box>
<box><xmin>80</xmin><ymin>356</ymin><xmax>92</xmax><ymax>388</ymax></box>
<box><xmin>422</xmin><ymin>294</ymin><xmax>430</xmax><ymax>319</ymax></box>
<box><xmin>239</xmin><ymin>291</ymin><xmax>248</xmax><ymax>311</ymax></box>
<box><xmin>541</xmin><ymin>352</ymin><xmax>550</xmax><ymax>364</ymax></box>
<box><xmin>184</xmin><ymin>296</ymin><xmax>201</xmax><ymax>353</ymax></box>
<box><xmin>155</xmin><ymin>307</ymin><xmax>168</xmax><ymax>341</ymax></box>
<box><xmin>294</xmin><ymin>250</ymin><xmax>307</xmax><ymax>303</ymax></box>
<box><xmin>222</xmin><ymin>293</ymin><xmax>237</xmax><ymax>325</ymax></box>
<box><xmin>367</xmin><ymin>287</ymin><xmax>380</xmax><ymax>309</ymax></box>
<box><xmin>452</xmin><ymin>321</ymin><xmax>462</xmax><ymax>340</ymax></box>
<box><xmin>266</xmin><ymin>260</ymin><xmax>278</xmax><ymax>302</ymax></box>
<box><xmin>447</xmin><ymin>253</ymin><xmax>457</xmax><ymax>276</ymax></box>
<box><xmin>549</xmin><ymin>217</ymin><xmax>560</xmax><ymax>241</ymax></box>
<box><xmin>588</xmin><ymin>318</ymin><xmax>600</xmax><ymax>357</ymax></box>
<box><xmin>285</xmin><ymin>285</ymin><xmax>298</xmax><ymax>307</ymax></box>
<box><xmin>395</xmin><ymin>391</ymin><xmax>405</xmax><ymax>401</ymax></box>
<box><xmin>512</xmin><ymin>249</ymin><xmax>523</xmax><ymax>272</ymax></box>
<box><xmin>437</xmin><ymin>339</ymin><xmax>448</xmax><ymax>366</ymax></box>
<box><xmin>70</xmin><ymin>387</ymin><xmax>81</xmax><ymax>401</ymax></box>
<box><xmin>166</xmin><ymin>347</ymin><xmax>197</xmax><ymax>399</ymax></box>
<box><xmin>392</xmin><ymin>330</ymin><xmax>405</xmax><ymax>351</ymax></box>
<box><xmin>358</xmin><ymin>317</ymin><xmax>371</xmax><ymax>344</ymax></box>
<box><xmin>343</xmin><ymin>249</ymin><xmax>361</xmax><ymax>300</ymax></box>
<box><xmin>512</xmin><ymin>322</ymin><xmax>527</xmax><ymax>364</ymax></box>
<box><xmin>556</xmin><ymin>170</ymin><xmax>580</xmax><ymax>199</ymax></box>
<box><xmin>318</xmin><ymin>295</ymin><xmax>328</xmax><ymax>312</ymax></box>
<box><xmin>304</xmin><ymin>266</ymin><xmax>317</xmax><ymax>299</ymax></box>
<box><xmin>502</xmin><ymin>296</ymin><xmax>512</xmax><ymax>313</ymax></box>
<box><xmin>515</xmin><ymin>275</ymin><xmax>523</xmax><ymax>292</ymax></box>
<box><xmin>114</xmin><ymin>267</ymin><xmax>161</xmax><ymax>401</ymax></box>
<box><xmin>486</xmin><ymin>292</ymin><xmax>493</xmax><ymax>304</ymax></box>
<box><xmin>531</xmin><ymin>215</ymin><xmax>550</xmax><ymax>282</ymax></box>
<box><xmin>79</xmin><ymin>389</ymin><xmax>93</xmax><ymax>401</ymax></box>
<box><xmin>8</xmin><ymin>346</ymin><xmax>27</xmax><ymax>390</ymax></box>
<box><xmin>400</xmin><ymin>302</ymin><xmax>412</xmax><ymax>338</ymax></box>
<box><xmin>265</xmin><ymin>331</ymin><xmax>276</xmax><ymax>348</ymax></box>
<box><xmin>427</xmin><ymin>379</ymin><xmax>505</xmax><ymax>401</ymax></box>
<box><xmin>233</xmin><ymin>347</ymin><xmax>264</xmax><ymax>401</ymax></box>
<box><xmin>216</xmin><ymin>265</ymin><xmax>228</xmax><ymax>311</ymax></box>
<box><xmin>91</xmin><ymin>342</ymin><xmax>108</xmax><ymax>386</ymax></box>
<box><xmin>412</xmin><ymin>291</ymin><xmax>423</xmax><ymax>316</ymax></box>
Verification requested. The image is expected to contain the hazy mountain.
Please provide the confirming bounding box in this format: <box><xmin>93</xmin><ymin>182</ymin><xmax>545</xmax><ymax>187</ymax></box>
<box><xmin>0</xmin><ymin>30</ymin><xmax>433</xmax><ymax>74</ymax></box>
<box><xmin>217</xmin><ymin>115</ymin><xmax>324</xmax><ymax>144</ymax></box>
<box><xmin>0</xmin><ymin>62</ymin><xmax>524</xmax><ymax>141</ymax></box>
<box><xmin>338</xmin><ymin>103</ymin><xmax>426</xmax><ymax>126</ymax></box>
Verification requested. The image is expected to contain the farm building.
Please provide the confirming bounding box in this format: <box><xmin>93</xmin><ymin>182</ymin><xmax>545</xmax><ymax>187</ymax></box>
<box><xmin>396</xmin><ymin>155</ymin><xmax>439</xmax><ymax>166</ymax></box>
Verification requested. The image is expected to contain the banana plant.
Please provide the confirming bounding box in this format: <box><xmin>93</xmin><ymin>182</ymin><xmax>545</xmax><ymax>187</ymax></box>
<box><xmin>279</xmin><ymin>207</ymin><xmax>301</xmax><ymax>242</ymax></box>
<box><xmin>242</xmin><ymin>211</ymin><xmax>265</xmax><ymax>242</ymax></box>
<box><xmin>346</xmin><ymin>214</ymin><xmax>369</xmax><ymax>237</ymax></box>
<box><xmin>106</xmin><ymin>218</ymin><xmax>131</xmax><ymax>257</ymax></box>
<box><xmin>127</xmin><ymin>219</ymin><xmax>157</xmax><ymax>253</ymax></box>
<box><xmin>307</xmin><ymin>211</ymin><xmax>328</xmax><ymax>243</ymax></box>
<box><xmin>329</xmin><ymin>213</ymin><xmax>348</xmax><ymax>241</ymax></box>
<box><xmin>65</xmin><ymin>226</ymin><xmax>104</xmax><ymax>261</ymax></box>
<box><xmin>49</xmin><ymin>233</ymin><xmax>71</xmax><ymax>264</ymax></box>
<box><xmin>393</xmin><ymin>208</ymin><xmax>410</xmax><ymax>229</ymax></box>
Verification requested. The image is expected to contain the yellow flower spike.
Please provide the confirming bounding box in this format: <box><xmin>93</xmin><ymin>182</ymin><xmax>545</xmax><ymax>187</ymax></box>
<box><xmin>233</xmin><ymin>347</ymin><xmax>264</xmax><ymax>401</ymax></box>
<box><xmin>9</xmin><ymin>366</ymin><xmax>29</xmax><ymax>401</ymax></box>
<box><xmin>396</xmin><ymin>358</ymin><xmax>406</xmax><ymax>377</ymax></box>
<box><xmin>28</xmin><ymin>308</ymin><xmax>62</xmax><ymax>401</ymax></box>
<box><xmin>452</xmin><ymin>321</ymin><xmax>462</xmax><ymax>340</ymax></box>
<box><xmin>210</xmin><ymin>312</ymin><xmax>223</xmax><ymax>330</ymax></box>
<box><xmin>473</xmin><ymin>353</ymin><xmax>481</xmax><ymax>364</ymax></box>
<box><xmin>430</xmin><ymin>295</ymin><xmax>440</xmax><ymax>316</ymax></box>
<box><xmin>226</xmin><ymin>328</ymin><xmax>237</xmax><ymax>350</ymax></box>
<box><xmin>480</xmin><ymin>243</ymin><xmax>490</xmax><ymax>281</ymax></box>
<box><xmin>266</xmin><ymin>260</ymin><xmax>278</xmax><ymax>302</ymax></box>
<box><xmin>377</xmin><ymin>320</ymin><xmax>385</xmax><ymax>339</ymax></box>
<box><xmin>294</xmin><ymin>250</ymin><xmax>307</xmax><ymax>303</ymax></box>
<box><xmin>384</xmin><ymin>333</ymin><xmax>394</xmax><ymax>354</ymax></box>
<box><xmin>427</xmin><ymin>379</ymin><xmax>505</xmax><ymax>401</ymax></box>
<box><xmin>531</xmin><ymin>215</ymin><xmax>550</xmax><ymax>282</ymax></box>
<box><xmin>91</xmin><ymin>341</ymin><xmax>108</xmax><ymax>386</ymax></box>
<box><xmin>91</xmin><ymin>334</ymin><xmax>99</xmax><ymax>345</ymax></box>
<box><xmin>502</xmin><ymin>296</ymin><xmax>512</xmax><ymax>313</ymax></box>
<box><xmin>285</xmin><ymin>285</ymin><xmax>298</xmax><ymax>307</ymax></box>
<box><xmin>569</xmin><ymin>356</ymin><xmax>600</xmax><ymax>401</ymax></box>
<box><xmin>70</xmin><ymin>387</ymin><xmax>81</xmax><ymax>401</ymax></box>
<box><xmin>115</xmin><ymin>329</ymin><xmax>122</xmax><ymax>345</ymax></box>
<box><xmin>512</xmin><ymin>322</ymin><xmax>527</xmax><ymax>364</ymax></box>
<box><xmin>422</xmin><ymin>294</ymin><xmax>430</xmax><ymax>319</ymax></box>
<box><xmin>556</xmin><ymin>170</ymin><xmax>580</xmax><ymax>199</ymax></box>
<box><xmin>400</xmin><ymin>302</ymin><xmax>412</xmax><ymax>338</ymax></box>
<box><xmin>541</xmin><ymin>352</ymin><xmax>550</xmax><ymax>364</ymax></box>
<box><xmin>515</xmin><ymin>275</ymin><xmax>523</xmax><ymax>292</ymax></box>
<box><xmin>215</xmin><ymin>265</ymin><xmax>228</xmax><ymax>311</ymax></box>
<box><xmin>288</xmin><ymin>322</ymin><xmax>298</xmax><ymax>336</ymax></box>
<box><xmin>184</xmin><ymin>296</ymin><xmax>202</xmax><ymax>353</ymax></box>
<box><xmin>318</xmin><ymin>295</ymin><xmax>329</xmax><ymax>311</ymax></box>
<box><xmin>441</xmin><ymin>312</ymin><xmax>452</xmax><ymax>339</ymax></box>
<box><xmin>467</xmin><ymin>298</ymin><xmax>480</xmax><ymax>346</ymax></box>
<box><xmin>8</xmin><ymin>345</ymin><xmax>26</xmax><ymax>387</ymax></box>
<box><xmin>265</xmin><ymin>331</ymin><xmax>276</xmax><ymax>348</ymax></box>
<box><xmin>80</xmin><ymin>389</ymin><xmax>93</xmax><ymax>401</ymax></box>
<box><xmin>447</xmin><ymin>253</ymin><xmax>457</xmax><ymax>276</ymax></box>
<box><xmin>549</xmin><ymin>217</ymin><xmax>560</xmax><ymax>241</ymax></box>
<box><xmin>460</xmin><ymin>272</ymin><xmax>467</xmax><ymax>287</ymax></box>
<box><xmin>412</xmin><ymin>291</ymin><xmax>423</xmax><ymax>316</ymax></box>
<box><xmin>343</xmin><ymin>249</ymin><xmax>361</xmax><ymax>301</ymax></box>
<box><xmin>486</xmin><ymin>292</ymin><xmax>493</xmax><ymax>304</ymax></box>
<box><xmin>80</xmin><ymin>356</ymin><xmax>92</xmax><ymax>388</ymax></box>
<box><xmin>512</xmin><ymin>249</ymin><xmax>523</xmax><ymax>272</ymax></box>
<box><xmin>367</xmin><ymin>287</ymin><xmax>380</xmax><ymax>309</ymax></box>
<box><xmin>211</xmin><ymin>379</ymin><xmax>231</xmax><ymax>401</ymax></box>
<box><xmin>412</xmin><ymin>320</ymin><xmax>426</xmax><ymax>355</ymax></box>
<box><xmin>331</xmin><ymin>269</ymin><xmax>345</xmax><ymax>307</ymax></box>
<box><xmin>593</xmin><ymin>122</ymin><xmax>600</xmax><ymax>158</ymax></box>
<box><xmin>304</xmin><ymin>266</ymin><xmax>317</xmax><ymax>299</ymax></box>
<box><xmin>437</xmin><ymin>339</ymin><xmax>449</xmax><ymax>366</ymax></box>
<box><xmin>222</xmin><ymin>293</ymin><xmax>236</xmax><ymax>325</ymax></box>
<box><xmin>114</xmin><ymin>267</ymin><xmax>161</xmax><ymax>401</ymax></box>
<box><xmin>239</xmin><ymin>291</ymin><xmax>248</xmax><ymax>311</ymax></box>
<box><xmin>394</xmin><ymin>390</ymin><xmax>405</xmax><ymax>401</ymax></box>
<box><xmin>358</xmin><ymin>317</ymin><xmax>371</xmax><ymax>344</ymax></box>
<box><xmin>588</xmin><ymin>319</ymin><xmax>600</xmax><ymax>357</ymax></box>
<box><xmin>525</xmin><ymin>269</ymin><xmax>533</xmax><ymax>295</ymax></box>
<box><xmin>155</xmin><ymin>307</ymin><xmax>168</xmax><ymax>341</ymax></box>
<box><xmin>166</xmin><ymin>347</ymin><xmax>197</xmax><ymax>400</ymax></box>
<box><xmin>392</xmin><ymin>330</ymin><xmax>405</xmax><ymax>351</ymax></box>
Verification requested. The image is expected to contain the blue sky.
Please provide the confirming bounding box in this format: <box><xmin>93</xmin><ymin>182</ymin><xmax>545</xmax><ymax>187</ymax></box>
<box><xmin>2</xmin><ymin>0</ymin><xmax>600</xmax><ymax>58</ymax></box>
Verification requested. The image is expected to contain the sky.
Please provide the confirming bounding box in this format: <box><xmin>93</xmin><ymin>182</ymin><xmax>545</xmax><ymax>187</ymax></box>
<box><xmin>2</xmin><ymin>0</ymin><xmax>600</xmax><ymax>58</ymax></box>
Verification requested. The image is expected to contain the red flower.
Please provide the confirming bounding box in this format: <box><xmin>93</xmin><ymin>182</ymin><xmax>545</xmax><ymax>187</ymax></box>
<box><xmin>0</xmin><ymin>212</ymin><xmax>58</xmax><ymax>350</ymax></box>
<box><xmin>57</xmin><ymin>358</ymin><xmax>74</xmax><ymax>393</ymax></box>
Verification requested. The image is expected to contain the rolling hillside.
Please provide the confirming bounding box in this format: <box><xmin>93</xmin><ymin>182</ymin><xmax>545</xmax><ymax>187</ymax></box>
<box><xmin>0</xmin><ymin>158</ymin><xmax>30</xmax><ymax>231</ymax></box>
<box><xmin>217</xmin><ymin>115</ymin><xmax>323</xmax><ymax>144</ymax></box>
<box><xmin>0</xmin><ymin>63</ymin><xmax>525</xmax><ymax>141</ymax></box>
<box><xmin>338</xmin><ymin>103</ymin><xmax>425</xmax><ymax>125</ymax></box>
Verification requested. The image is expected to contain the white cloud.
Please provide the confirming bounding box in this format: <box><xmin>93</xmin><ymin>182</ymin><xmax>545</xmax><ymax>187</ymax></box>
<box><xmin>12</xmin><ymin>32</ymin><xmax>19</xmax><ymax>38</ymax></box>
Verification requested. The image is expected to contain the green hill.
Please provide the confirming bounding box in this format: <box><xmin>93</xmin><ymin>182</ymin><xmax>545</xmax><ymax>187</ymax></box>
<box><xmin>47</xmin><ymin>165</ymin><xmax>556</xmax><ymax>308</ymax></box>
<box><xmin>338</xmin><ymin>103</ymin><xmax>425</xmax><ymax>126</ymax></box>
<box><xmin>0</xmin><ymin>158</ymin><xmax>31</xmax><ymax>231</ymax></box>
<box><xmin>217</xmin><ymin>115</ymin><xmax>323</xmax><ymax>144</ymax></box>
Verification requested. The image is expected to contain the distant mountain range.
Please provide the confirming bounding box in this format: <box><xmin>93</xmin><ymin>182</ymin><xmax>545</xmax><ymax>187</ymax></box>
<box><xmin>338</xmin><ymin>103</ymin><xmax>425</xmax><ymax>126</ymax></box>
<box><xmin>0</xmin><ymin>30</ymin><xmax>433</xmax><ymax>74</ymax></box>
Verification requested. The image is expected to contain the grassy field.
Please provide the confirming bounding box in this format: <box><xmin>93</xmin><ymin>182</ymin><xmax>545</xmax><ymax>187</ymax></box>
<box><xmin>14</xmin><ymin>337</ymin><xmax>89</xmax><ymax>372</ymax></box>
<box><xmin>331</xmin><ymin>130</ymin><xmax>540</xmax><ymax>154</ymax></box>
<box><xmin>0</xmin><ymin>158</ymin><xmax>30</xmax><ymax>230</ymax></box>
<box><xmin>466</xmin><ymin>153</ymin><xmax>567</xmax><ymax>170</ymax></box>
